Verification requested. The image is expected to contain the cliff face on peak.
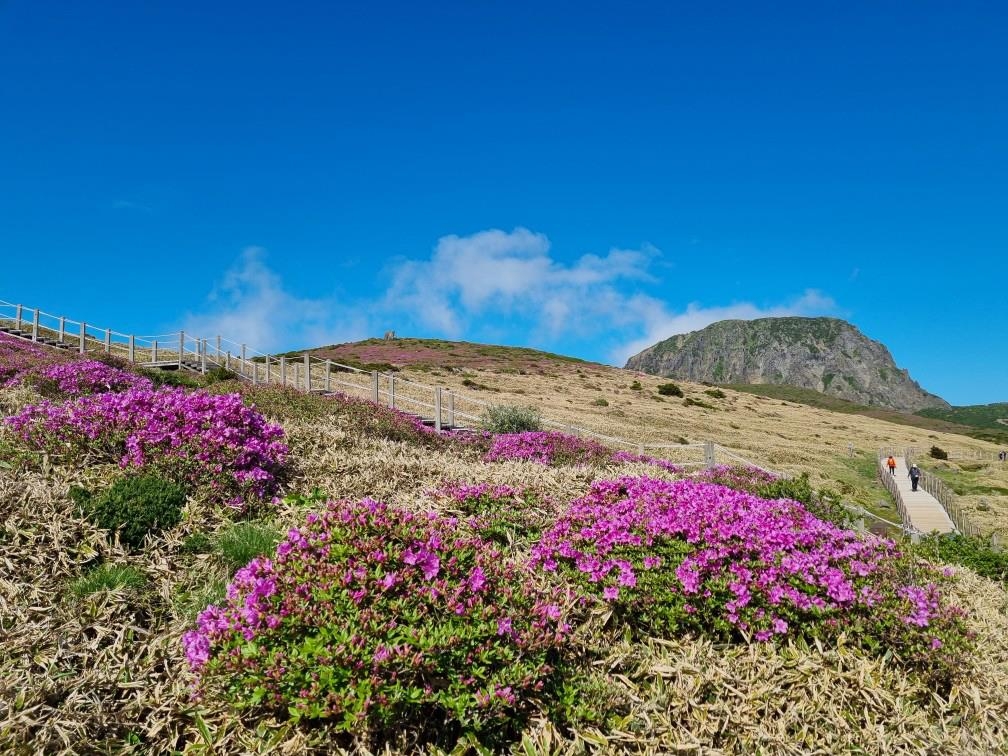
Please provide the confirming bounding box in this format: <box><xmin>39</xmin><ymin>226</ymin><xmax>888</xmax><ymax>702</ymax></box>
<box><xmin>624</xmin><ymin>317</ymin><xmax>949</xmax><ymax>412</ymax></box>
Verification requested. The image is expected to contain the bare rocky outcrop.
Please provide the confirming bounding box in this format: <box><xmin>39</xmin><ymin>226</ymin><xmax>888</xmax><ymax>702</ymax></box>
<box><xmin>624</xmin><ymin>317</ymin><xmax>948</xmax><ymax>412</ymax></box>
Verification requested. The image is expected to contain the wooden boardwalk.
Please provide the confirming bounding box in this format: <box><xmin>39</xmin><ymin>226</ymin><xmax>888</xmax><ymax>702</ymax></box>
<box><xmin>884</xmin><ymin>456</ymin><xmax>956</xmax><ymax>534</ymax></box>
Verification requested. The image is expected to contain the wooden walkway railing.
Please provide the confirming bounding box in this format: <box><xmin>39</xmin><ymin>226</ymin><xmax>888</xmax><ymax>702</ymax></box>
<box><xmin>1</xmin><ymin>298</ymin><xmax>778</xmax><ymax>475</ymax></box>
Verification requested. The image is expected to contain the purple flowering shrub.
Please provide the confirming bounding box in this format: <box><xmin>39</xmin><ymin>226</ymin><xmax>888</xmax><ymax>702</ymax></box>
<box><xmin>481</xmin><ymin>431</ymin><xmax>683</xmax><ymax>472</ymax></box>
<box><xmin>0</xmin><ymin>332</ymin><xmax>69</xmax><ymax>387</ymax></box>
<box><xmin>610</xmin><ymin>450</ymin><xmax>683</xmax><ymax>472</ymax></box>
<box><xmin>5</xmin><ymin>388</ymin><xmax>287</xmax><ymax>508</ymax></box>
<box><xmin>692</xmin><ymin>463</ymin><xmax>780</xmax><ymax>490</ymax></box>
<box><xmin>183</xmin><ymin>496</ymin><xmax>572</xmax><ymax>745</ymax></box>
<box><xmin>30</xmin><ymin>359</ymin><xmax>154</xmax><ymax>397</ymax></box>
<box><xmin>483</xmin><ymin>431</ymin><xmax>612</xmax><ymax>466</ymax></box>
<box><xmin>531</xmin><ymin>476</ymin><xmax>973</xmax><ymax>687</ymax></box>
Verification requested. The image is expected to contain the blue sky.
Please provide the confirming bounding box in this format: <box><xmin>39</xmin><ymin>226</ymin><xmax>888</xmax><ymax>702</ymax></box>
<box><xmin>1</xmin><ymin>1</ymin><xmax>1005</xmax><ymax>405</ymax></box>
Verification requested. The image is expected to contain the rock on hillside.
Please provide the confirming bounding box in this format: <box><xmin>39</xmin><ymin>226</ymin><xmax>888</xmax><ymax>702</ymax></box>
<box><xmin>624</xmin><ymin>317</ymin><xmax>948</xmax><ymax>412</ymax></box>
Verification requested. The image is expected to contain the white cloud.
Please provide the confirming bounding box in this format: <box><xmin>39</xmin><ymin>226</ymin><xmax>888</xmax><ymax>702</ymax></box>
<box><xmin>384</xmin><ymin>227</ymin><xmax>657</xmax><ymax>339</ymax></box>
<box><xmin>609</xmin><ymin>289</ymin><xmax>838</xmax><ymax>365</ymax></box>
<box><xmin>182</xmin><ymin>235</ymin><xmax>838</xmax><ymax>369</ymax></box>
<box><xmin>183</xmin><ymin>247</ymin><xmax>370</xmax><ymax>352</ymax></box>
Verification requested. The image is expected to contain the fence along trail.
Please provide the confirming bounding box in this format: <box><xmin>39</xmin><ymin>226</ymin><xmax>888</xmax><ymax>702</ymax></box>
<box><xmin>3</xmin><ymin>297</ymin><xmax>952</xmax><ymax>537</ymax></box>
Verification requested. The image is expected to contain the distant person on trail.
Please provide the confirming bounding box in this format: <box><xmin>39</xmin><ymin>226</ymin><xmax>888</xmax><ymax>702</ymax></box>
<box><xmin>887</xmin><ymin>455</ymin><xmax>897</xmax><ymax>475</ymax></box>
<box><xmin>909</xmin><ymin>463</ymin><xmax>922</xmax><ymax>491</ymax></box>
<box><xmin>1000</xmin><ymin>450</ymin><xmax>1006</xmax><ymax>463</ymax></box>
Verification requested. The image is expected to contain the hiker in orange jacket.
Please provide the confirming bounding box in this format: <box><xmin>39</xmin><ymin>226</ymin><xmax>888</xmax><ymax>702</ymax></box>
<box><xmin>887</xmin><ymin>455</ymin><xmax>897</xmax><ymax>475</ymax></box>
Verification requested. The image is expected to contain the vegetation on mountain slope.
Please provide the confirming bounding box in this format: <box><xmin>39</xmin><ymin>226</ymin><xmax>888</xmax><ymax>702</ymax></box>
<box><xmin>3</xmin><ymin>332</ymin><xmax>1008</xmax><ymax>753</ymax></box>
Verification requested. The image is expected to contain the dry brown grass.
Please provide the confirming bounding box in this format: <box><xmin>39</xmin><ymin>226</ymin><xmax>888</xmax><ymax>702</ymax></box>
<box><xmin>416</xmin><ymin>363</ymin><xmax>1008</xmax><ymax>528</ymax></box>
<box><xmin>3</xmin><ymin>381</ymin><xmax>1008</xmax><ymax>754</ymax></box>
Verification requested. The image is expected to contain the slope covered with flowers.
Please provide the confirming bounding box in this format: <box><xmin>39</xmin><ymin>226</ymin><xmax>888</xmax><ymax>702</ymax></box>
<box><xmin>1</xmin><ymin>330</ymin><xmax>1006</xmax><ymax>754</ymax></box>
<box><xmin>531</xmin><ymin>475</ymin><xmax>971</xmax><ymax>685</ymax></box>
<box><xmin>183</xmin><ymin>497</ymin><xmax>572</xmax><ymax>742</ymax></box>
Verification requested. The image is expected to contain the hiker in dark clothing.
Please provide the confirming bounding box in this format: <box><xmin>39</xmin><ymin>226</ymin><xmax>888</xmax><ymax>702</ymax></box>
<box><xmin>909</xmin><ymin>464</ymin><xmax>921</xmax><ymax>492</ymax></box>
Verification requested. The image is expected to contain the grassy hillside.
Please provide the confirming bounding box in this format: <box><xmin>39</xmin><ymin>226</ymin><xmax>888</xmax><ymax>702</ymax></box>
<box><xmin>279</xmin><ymin>336</ymin><xmax>593</xmax><ymax>374</ymax></box>
<box><xmin>271</xmin><ymin>337</ymin><xmax>1008</xmax><ymax>535</ymax></box>
<box><xmin>725</xmin><ymin>383</ymin><xmax>1008</xmax><ymax>444</ymax></box>
<box><xmin>4</xmin><ymin>333</ymin><xmax>1008</xmax><ymax>753</ymax></box>
<box><xmin>917</xmin><ymin>403</ymin><xmax>1008</xmax><ymax>433</ymax></box>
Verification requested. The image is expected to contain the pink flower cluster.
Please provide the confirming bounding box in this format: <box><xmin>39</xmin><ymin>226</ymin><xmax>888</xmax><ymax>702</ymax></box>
<box><xmin>531</xmin><ymin>476</ymin><xmax>966</xmax><ymax>652</ymax></box>
<box><xmin>692</xmin><ymin>464</ymin><xmax>780</xmax><ymax>489</ymax></box>
<box><xmin>5</xmin><ymin>387</ymin><xmax>287</xmax><ymax>507</ymax></box>
<box><xmin>184</xmin><ymin>497</ymin><xmax>571</xmax><ymax>731</ymax></box>
<box><xmin>482</xmin><ymin>431</ymin><xmax>682</xmax><ymax>471</ymax></box>
<box><xmin>0</xmin><ymin>332</ymin><xmax>69</xmax><ymax>387</ymax></box>
<box><xmin>36</xmin><ymin>359</ymin><xmax>154</xmax><ymax>396</ymax></box>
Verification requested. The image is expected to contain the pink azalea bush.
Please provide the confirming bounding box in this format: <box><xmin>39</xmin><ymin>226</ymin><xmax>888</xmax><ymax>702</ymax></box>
<box><xmin>183</xmin><ymin>496</ymin><xmax>572</xmax><ymax>744</ymax></box>
<box><xmin>33</xmin><ymin>359</ymin><xmax>154</xmax><ymax>396</ymax></box>
<box><xmin>481</xmin><ymin>431</ymin><xmax>683</xmax><ymax>472</ymax></box>
<box><xmin>692</xmin><ymin>463</ymin><xmax>780</xmax><ymax>489</ymax></box>
<box><xmin>531</xmin><ymin>476</ymin><xmax>973</xmax><ymax>687</ymax></box>
<box><xmin>5</xmin><ymin>387</ymin><xmax>287</xmax><ymax>508</ymax></box>
<box><xmin>0</xmin><ymin>332</ymin><xmax>68</xmax><ymax>387</ymax></box>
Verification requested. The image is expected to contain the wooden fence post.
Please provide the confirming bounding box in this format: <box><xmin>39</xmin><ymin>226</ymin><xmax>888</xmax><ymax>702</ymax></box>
<box><xmin>280</xmin><ymin>356</ymin><xmax>287</xmax><ymax>386</ymax></box>
<box><xmin>80</xmin><ymin>322</ymin><xmax>86</xmax><ymax>354</ymax></box>
<box><xmin>371</xmin><ymin>371</ymin><xmax>379</xmax><ymax>403</ymax></box>
<box><xmin>15</xmin><ymin>304</ymin><xmax>22</xmax><ymax>331</ymax></box>
<box><xmin>31</xmin><ymin>309</ymin><xmax>39</xmax><ymax>341</ymax></box>
<box><xmin>201</xmin><ymin>339</ymin><xmax>208</xmax><ymax>374</ymax></box>
<box><xmin>128</xmin><ymin>335</ymin><xmax>135</xmax><ymax>362</ymax></box>
<box><xmin>104</xmin><ymin>329</ymin><xmax>111</xmax><ymax>353</ymax></box>
<box><xmin>178</xmin><ymin>331</ymin><xmax>184</xmax><ymax>368</ymax></box>
<box><xmin>388</xmin><ymin>373</ymin><xmax>394</xmax><ymax>408</ymax></box>
<box><xmin>325</xmin><ymin>360</ymin><xmax>332</xmax><ymax>392</ymax></box>
<box><xmin>448</xmin><ymin>390</ymin><xmax>455</xmax><ymax>428</ymax></box>
<box><xmin>435</xmin><ymin>387</ymin><xmax>442</xmax><ymax>431</ymax></box>
<box><xmin>704</xmin><ymin>441</ymin><xmax>716</xmax><ymax>469</ymax></box>
<box><xmin>241</xmin><ymin>344</ymin><xmax>247</xmax><ymax>377</ymax></box>
<box><xmin>216</xmin><ymin>335</ymin><xmax>222</xmax><ymax>361</ymax></box>
<box><xmin>58</xmin><ymin>316</ymin><xmax>65</xmax><ymax>343</ymax></box>
<box><xmin>152</xmin><ymin>340</ymin><xmax>158</xmax><ymax>363</ymax></box>
<box><xmin>304</xmin><ymin>354</ymin><xmax>311</xmax><ymax>392</ymax></box>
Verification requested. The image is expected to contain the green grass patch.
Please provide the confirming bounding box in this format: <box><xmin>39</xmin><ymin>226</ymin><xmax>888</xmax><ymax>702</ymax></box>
<box><xmin>71</xmin><ymin>564</ymin><xmax>147</xmax><ymax>597</ymax></box>
<box><xmin>216</xmin><ymin>521</ymin><xmax>282</xmax><ymax>571</ymax></box>
<box><xmin>914</xmin><ymin>533</ymin><xmax>1008</xmax><ymax>584</ymax></box>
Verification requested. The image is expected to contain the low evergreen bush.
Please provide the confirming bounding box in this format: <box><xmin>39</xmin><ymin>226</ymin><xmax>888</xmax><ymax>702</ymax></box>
<box><xmin>657</xmin><ymin>383</ymin><xmax>683</xmax><ymax>397</ymax></box>
<box><xmin>76</xmin><ymin>474</ymin><xmax>186</xmax><ymax>550</ymax></box>
<box><xmin>479</xmin><ymin>403</ymin><xmax>543</xmax><ymax>433</ymax></box>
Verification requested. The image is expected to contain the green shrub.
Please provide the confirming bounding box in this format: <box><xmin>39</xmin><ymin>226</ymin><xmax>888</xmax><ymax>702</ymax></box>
<box><xmin>704</xmin><ymin>388</ymin><xmax>726</xmax><ymax>399</ymax></box>
<box><xmin>204</xmin><ymin>365</ymin><xmax>239</xmax><ymax>384</ymax></box>
<box><xmin>657</xmin><ymin>382</ymin><xmax>683</xmax><ymax>397</ymax></box>
<box><xmin>683</xmin><ymin>397</ymin><xmax>714</xmax><ymax>409</ymax></box>
<box><xmin>71</xmin><ymin>564</ymin><xmax>147</xmax><ymax>597</ymax></box>
<box><xmin>138</xmin><ymin>366</ymin><xmax>202</xmax><ymax>388</ymax></box>
<box><xmin>180</xmin><ymin>531</ymin><xmax>215</xmax><ymax>555</ymax></box>
<box><xmin>930</xmin><ymin>445</ymin><xmax>949</xmax><ymax>460</ymax></box>
<box><xmin>916</xmin><ymin>533</ymin><xmax>1008</xmax><ymax>583</ymax></box>
<box><xmin>591</xmin><ymin>397</ymin><xmax>609</xmax><ymax>407</ymax></box>
<box><xmin>629</xmin><ymin>380</ymin><xmax>642</xmax><ymax>391</ymax></box>
<box><xmin>217</xmin><ymin>521</ymin><xmax>281</xmax><ymax>571</ymax></box>
<box><xmin>77</xmin><ymin>474</ymin><xmax>186</xmax><ymax>550</ymax></box>
<box><xmin>479</xmin><ymin>403</ymin><xmax>543</xmax><ymax>433</ymax></box>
